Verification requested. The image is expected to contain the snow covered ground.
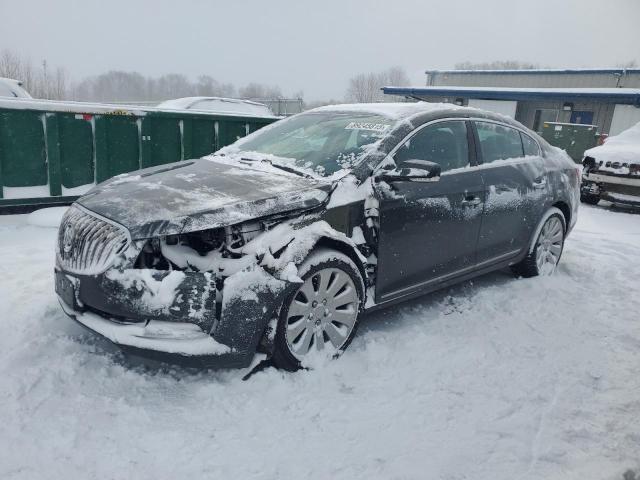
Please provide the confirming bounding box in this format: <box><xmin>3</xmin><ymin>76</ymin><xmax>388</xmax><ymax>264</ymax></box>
<box><xmin>0</xmin><ymin>203</ymin><xmax>639</xmax><ymax>480</ymax></box>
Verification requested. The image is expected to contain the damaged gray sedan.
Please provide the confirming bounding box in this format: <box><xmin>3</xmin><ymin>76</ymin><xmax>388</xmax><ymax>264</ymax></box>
<box><xmin>55</xmin><ymin>103</ymin><xmax>579</xmax><ymax>370</ymax></box>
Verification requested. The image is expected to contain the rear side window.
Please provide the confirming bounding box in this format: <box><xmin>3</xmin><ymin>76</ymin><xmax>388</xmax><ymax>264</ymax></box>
<box><xmin>521</xmin><ymin>132</ymin><xmax>541</xmax><ymax>156</ymax></box>
<box><xmin>394</xmin><ymin>120</ymin><xmax>469</xmax><ymax>172</ymax></box>
<box><xmin>475</xmin><ymin>121</ymin><xmax>524</xmax><ymax>163</ymax></box>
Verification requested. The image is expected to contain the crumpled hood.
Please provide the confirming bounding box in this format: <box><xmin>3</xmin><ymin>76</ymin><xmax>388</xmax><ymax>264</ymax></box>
<box><xmin>77</xmin><ymin>158</ymin><xmax>331</xmax><ymax>239</ymax></box>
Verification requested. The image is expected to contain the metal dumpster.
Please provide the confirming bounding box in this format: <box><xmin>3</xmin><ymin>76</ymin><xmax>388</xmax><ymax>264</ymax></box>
<box><xmin>539</xmin><ymin>122</ymin><xmax>599</xmax><ymax>163</ymax></box>
<box><xmin>0</xmin><ymin>99</ymin><xmax>277</xmax><ymax>210</ymax></box>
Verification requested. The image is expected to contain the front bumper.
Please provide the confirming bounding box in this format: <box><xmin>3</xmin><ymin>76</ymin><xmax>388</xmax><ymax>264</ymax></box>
<box><xmin>581</xmin><ymin>172</ymin><xmax>640</xmax><ymax>206</ymax></box>
<box><xmin>55</xmin><ymin>265</ymin><xmax>295</xmax><ymax>368</ymax></box>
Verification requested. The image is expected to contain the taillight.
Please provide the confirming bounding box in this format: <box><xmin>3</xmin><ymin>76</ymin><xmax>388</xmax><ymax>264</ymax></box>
<box><xmin>630</xmin><ymin>164</ymin><xmax>640</xmax><ymax>175</ymax></box>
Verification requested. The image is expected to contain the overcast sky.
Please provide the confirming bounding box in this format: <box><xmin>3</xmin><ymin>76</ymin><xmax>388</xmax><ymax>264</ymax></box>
<box><xmin>1</xmin><ymin>0</ymin><xmax>639</xmax><ymax>101</ymax></box>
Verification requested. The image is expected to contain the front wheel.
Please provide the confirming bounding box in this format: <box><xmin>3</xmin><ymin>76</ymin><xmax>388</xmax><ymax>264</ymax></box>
<box><xmin>272</xmin><ymin>248</ymin><xmax>364</xmax><ymax>371</ymax></box>
<box><xmin>512</xmin><ymin>208</ymin><xmax>566</xmax><ymax>278</ymax></box>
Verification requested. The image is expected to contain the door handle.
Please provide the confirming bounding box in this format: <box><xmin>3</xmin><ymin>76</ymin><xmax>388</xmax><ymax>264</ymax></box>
<box><xmin>462</xmin><ymin>195</ymin><xmax>482</xmax><ymax>207</ymax></box>
<box><xmin>532</xmin><ymin>178</ymin><xmax>547</xmax><ymax>189</ymax></box>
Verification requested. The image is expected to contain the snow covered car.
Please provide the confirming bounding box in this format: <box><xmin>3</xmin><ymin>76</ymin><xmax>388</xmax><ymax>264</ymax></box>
<box><xmin>156</xmin><ymin>96</ymin><xmax>274</xmax><ymax>117</ymax></box>
<box><xmin>0</xmin><ymin>77</ymin><xmax>32</xmax><ymax>99</ymax></box>
<box><xmin>581</xmin><ymin>122</ymin><xmax>640</xmax><ymax>206</ymax></box>
<box><xmin>55</xmin><ymin>103</ymin><xmax>579</xmax><ymax>370</ymax></box>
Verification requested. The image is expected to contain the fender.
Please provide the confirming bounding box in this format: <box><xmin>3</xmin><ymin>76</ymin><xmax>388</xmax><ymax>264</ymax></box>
<box><xmin>211</xmin><ymin>218</ymin><xmax>368</xmax><ymax>366</ymax></box>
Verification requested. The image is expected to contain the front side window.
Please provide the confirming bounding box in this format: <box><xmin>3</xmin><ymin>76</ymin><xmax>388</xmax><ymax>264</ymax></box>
<box><xmin>475</xmin><ymin>122</ymin><xmax>524</xmax><ymax>163</ymax></box>
<box><xmin>394</xmin><ymin>120</ymin><xmax>470</xmax><ymax>172</ymax></box>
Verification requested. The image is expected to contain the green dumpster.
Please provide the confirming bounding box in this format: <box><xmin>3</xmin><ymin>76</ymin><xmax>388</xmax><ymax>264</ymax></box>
<box><xmin>0</xmin><ymin>99</ymin><xmax>277</xmax><ymax>210</ymax></box>
<box><xmin>539</xmin><ymin>122</ymin><xmax>598</xmax><ymax>163</ymax></box>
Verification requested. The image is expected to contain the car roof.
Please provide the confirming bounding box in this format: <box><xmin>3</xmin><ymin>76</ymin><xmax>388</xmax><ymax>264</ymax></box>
<box><xmin>309</xmin><ymin>101</ymin><xmax>521</xmax><ymax>125</ymax></box>
<box><xmin>310</xmin><ymin>102</ymin><xmax>460</xmax><ymax>119</ymax></box>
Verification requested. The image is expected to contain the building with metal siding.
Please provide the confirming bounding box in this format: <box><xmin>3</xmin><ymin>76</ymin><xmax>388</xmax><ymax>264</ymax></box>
<box><xmin>425</xmin><ymin>69</ymin><xmax>640</xmax><ymax>89</ymax></box>
<box><xmin>383</xmin><ymin>69</ymin><xmax>640</xmax><ymax>136</ymax></box>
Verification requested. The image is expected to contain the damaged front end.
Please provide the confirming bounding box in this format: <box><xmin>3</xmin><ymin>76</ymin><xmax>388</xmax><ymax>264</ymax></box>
<box><xmin>55</xmin><ymin>204</ymin><xmax>364</xmax><ymax>369</ymax></box>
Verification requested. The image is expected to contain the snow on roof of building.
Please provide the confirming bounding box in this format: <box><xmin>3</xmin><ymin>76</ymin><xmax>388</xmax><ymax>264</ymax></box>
<box><xmin>156</xmin><ymin>97</ymin><xmax>276</xmax><ymax>117</ymax></box>
<box><xmin>382</xmin><ymin>86</ymin><xmax>640</xmax><ymax>103</ymax></box>
<box><xmin>424</xmin><ymin>68</ymin><xmax>640</xmax><ymax>75</ymax></box>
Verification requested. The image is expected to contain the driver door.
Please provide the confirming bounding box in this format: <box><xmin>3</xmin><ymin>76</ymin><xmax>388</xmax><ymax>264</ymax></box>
<box><xmin>374</xmin><ymin>119</ymin><xmax>485</xmax><ymax>303</ymax></box>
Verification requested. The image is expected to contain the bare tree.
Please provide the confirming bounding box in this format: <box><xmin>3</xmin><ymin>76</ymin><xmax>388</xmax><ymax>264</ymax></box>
<box><xmin>386</xmin><ymin>66</ymin><xmax>411</xmax><ymax>87</ymax></box>
<box><xmin>345</xmin><ymin>66</ymin><xmax>411</xmax><ymax>103</ymax></box>
<box><xmin>617</xmin><ymin>60</ymin><xmax>638</xmax><ymax>68</ymax></box>
<box><xmin>0</xmin><ymin>50</ymin><xmax>23</xmax><ymax>79</ymax></box>
<box><xmin>239</xmin><ymin>83</ymin><xmax>282</xmax><ymax>100</ymax></box>
<box><xmin>196</xmin><ymin>75</ymin><xmax>235</xmax><ymax>97</ymax></box>
<box><xmin>0</xmin><ymin>51</ymin><xmax>69</xmax><ymax>100</ymax></box>
<box><xmin>0</xmin><ymin>48</ymin><xmax>300</xmax><ymax>105</ymax></box>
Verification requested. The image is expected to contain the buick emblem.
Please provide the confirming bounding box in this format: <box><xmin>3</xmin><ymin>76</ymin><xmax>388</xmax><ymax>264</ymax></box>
<box><xmin>62</xmin><ymin>224</ymin><xmax>75</xmax><ymax>255</ymax></box>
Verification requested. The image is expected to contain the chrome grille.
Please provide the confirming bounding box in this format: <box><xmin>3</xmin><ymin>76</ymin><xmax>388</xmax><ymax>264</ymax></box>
<box><xmin>57</xmin><ymin>206</ymin><xmax>130</xmax><ymax>275</ymax></box>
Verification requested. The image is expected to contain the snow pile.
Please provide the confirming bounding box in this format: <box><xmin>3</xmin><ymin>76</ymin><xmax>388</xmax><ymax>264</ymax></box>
<box><xmin>26</xmin><ymin>207</ymin><xmax>68</xmax><ymax>228</ymax></box>
<box><xmin>0</xmin><ymin>207</ymin><xmax>639</xmax><ymax>479</ymax></box>
<box><xmin>585</xmin><ymin>121</ymin><xmax>640</xmax><ymax>167</ymax></box>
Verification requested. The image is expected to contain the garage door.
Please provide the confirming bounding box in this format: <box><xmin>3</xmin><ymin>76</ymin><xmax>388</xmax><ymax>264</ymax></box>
<box><xmin>467</xmin><ymin>99</ymin><xmax>517</xmax><ymax>119</ymax></box>
<box><xmin>609</xmin><ymin>104</ymin><xmax>640</xmax><ymax>136</ymax></box>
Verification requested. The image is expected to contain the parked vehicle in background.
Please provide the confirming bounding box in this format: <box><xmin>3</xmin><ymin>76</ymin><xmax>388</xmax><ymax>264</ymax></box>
<box><xmin>156</xmin><ymin>96</ymin><xmax>274</xmax><ymax>117</ymax></box>
<box><xmin>0</xmin><ymin>78</ymin><xmax>32</xmax><ymax>99</ymax></box>
<box><xmin>55</xmin><ymin>102</ymin><xmax>579</xmax><ymax>371</ymax></box>
<box><xmin>581</xmin><ymin>122</ymin><xmax>640</xmax><ymax>206</ymax></box>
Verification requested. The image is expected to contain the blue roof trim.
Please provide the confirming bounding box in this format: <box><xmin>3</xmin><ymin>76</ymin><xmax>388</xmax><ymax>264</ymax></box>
<box><xmin>424</xmin><ymin>68</ymin><xmax>640</xmax><ymax>75</ymax></box>
<box><xmin>382</xmin><ymin>87</ymin><xmax>640</xmax><ymax>105</ymax></box>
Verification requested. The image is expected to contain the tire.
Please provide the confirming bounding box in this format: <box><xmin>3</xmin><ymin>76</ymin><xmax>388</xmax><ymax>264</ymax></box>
<box><xmin>580</xmin><ymin>193</ymin><xmax>600</xmax><ymax>205</ymax></box>
<box><xmin>272</xmin><ymin>248</ymin><xmax>364</xmax><ymax>371</ymax></box>
<box><xmin>511</xmin><ymin>208</ymin><xmax>566</xmax><ymax>278</ymax></box>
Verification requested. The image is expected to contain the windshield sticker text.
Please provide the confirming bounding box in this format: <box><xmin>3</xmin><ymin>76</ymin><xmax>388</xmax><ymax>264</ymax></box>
<box><xmin>345</xmin><ymin>122</ymin><xmax>389</xmax><ymax>132</ymax></box>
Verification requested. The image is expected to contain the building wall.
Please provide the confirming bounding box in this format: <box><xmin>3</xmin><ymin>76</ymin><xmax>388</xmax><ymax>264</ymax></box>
<box><xmin>515</xmin><ymin>100</ymin><xmax>616</xmax><ymax>133</ymax></box>
<box><xmin>414</xmin><ymin>95</ymin><xmax>617</xmax><ymax>133</ymax></box>
<box><xmin>426</xmin><ymin>70</ymin><xmax>640</xmax><ymax>88</ymax></box>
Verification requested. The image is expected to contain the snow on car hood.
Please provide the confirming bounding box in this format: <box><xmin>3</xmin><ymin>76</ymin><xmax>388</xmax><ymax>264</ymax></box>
<box><xmin>585</xmin><ymin>121</ymin><xmax>640</xmax><ymax>168</ymax></box>
<box><xmin>77</xmin><ymin>158</ymin><xmax>331</xmax><ymax>239</ymax></box>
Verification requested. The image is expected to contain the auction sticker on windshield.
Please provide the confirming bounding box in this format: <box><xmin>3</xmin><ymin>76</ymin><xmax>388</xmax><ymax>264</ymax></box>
<box><xmin>344</xmin><ymin>122</ymin><xmax>389</xmax><ymax>132</ymax></box>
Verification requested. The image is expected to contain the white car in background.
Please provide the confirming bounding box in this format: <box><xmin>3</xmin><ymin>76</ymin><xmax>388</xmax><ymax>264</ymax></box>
<box><xmin>156</xmin><ymin>96</ymin><xmax>274</xmax><ymax>117</ymax></box>
<box><xmin>581</xmin><ymin>122</ymin><xmax>640</xmax><ymax>206</ymax></box>
<box><xmin>0</xmin><ymin>77</ymin><xmax>32</xmax><ymax>99</ymax></box>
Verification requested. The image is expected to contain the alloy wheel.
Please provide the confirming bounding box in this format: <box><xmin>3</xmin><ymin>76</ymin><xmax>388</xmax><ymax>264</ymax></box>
<box><xmin>284</xmin><ymin>267</ymin><xmax>359</xmax><ymax>359</ymax></box>
<box><xmin>535</xmin><ymin>216</ymin><xmax>564</xmax><ymax>275</ymax></box>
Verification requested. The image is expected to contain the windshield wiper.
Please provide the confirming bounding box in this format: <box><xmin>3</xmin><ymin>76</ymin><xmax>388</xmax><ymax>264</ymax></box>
<box><xmin>263</xmin><ymin>160</ymin><xmax>311</xmax><ymax>178</ymax></box>
<box><xmin>241</xmin><ymin>157</ymin><xmax>312</xmax><ymax>179</ymax></box>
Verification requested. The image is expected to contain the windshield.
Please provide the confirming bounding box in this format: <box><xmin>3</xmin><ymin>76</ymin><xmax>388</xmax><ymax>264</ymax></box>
<box><xmin>233</xmin><ymin>112</ymin><xmax>393</xmax><ymax>176</ymax></box>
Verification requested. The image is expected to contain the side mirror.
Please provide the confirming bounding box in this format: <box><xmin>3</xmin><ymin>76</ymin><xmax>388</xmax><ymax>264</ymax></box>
<box><xmin>376</xmin><ymin>159</ymin><xmax>441</xmax><ymax>183</ymax></box>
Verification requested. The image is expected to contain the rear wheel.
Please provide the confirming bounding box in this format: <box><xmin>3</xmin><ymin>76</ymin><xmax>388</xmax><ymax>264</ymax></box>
<box><xmin>512</xmin><ymin>208</ymin><xmax>565</xmax><ymax>278</ymax></box>
<box><xmin>272</xmin><ymin>249</ymin><xmax>364</xmax><ymax>371</ymax></box>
